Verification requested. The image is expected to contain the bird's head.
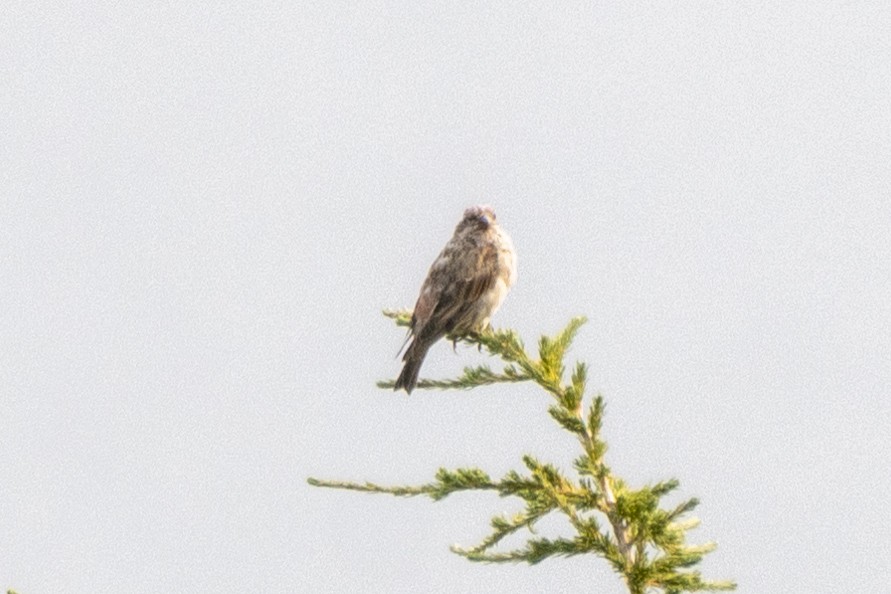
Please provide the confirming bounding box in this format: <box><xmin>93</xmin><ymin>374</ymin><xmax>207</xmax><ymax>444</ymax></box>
<box><xmin>461</xmin><ymin>205</ymin><xmax>497</xmax><ymax>230</ymax></box>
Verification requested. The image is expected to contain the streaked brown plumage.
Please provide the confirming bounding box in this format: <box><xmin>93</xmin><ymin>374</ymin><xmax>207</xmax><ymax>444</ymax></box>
<box><xmin>394</xmin><ymin>205</ymin><xmax>517</xmax><ymax>393</ymax></box>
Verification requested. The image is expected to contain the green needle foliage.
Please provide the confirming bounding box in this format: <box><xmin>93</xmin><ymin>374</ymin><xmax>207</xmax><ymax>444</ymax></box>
<box><xmin>309</xmin><ymin>311</ymin><xmax>735</xmax><ymax>594</ymax></box>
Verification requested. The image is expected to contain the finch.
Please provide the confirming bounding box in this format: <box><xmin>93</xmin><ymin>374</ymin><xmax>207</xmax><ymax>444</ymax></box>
<box><xmin>394</xmin><ymin>205</ymin><xmax>517</xmax><ymax>393</ymax></box>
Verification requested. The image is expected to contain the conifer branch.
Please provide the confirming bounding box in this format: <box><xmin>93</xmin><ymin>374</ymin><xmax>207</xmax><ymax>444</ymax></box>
<box><xmin>376</xmin><ymin>364</ymin><xmax>531</xmax><ymax>391</ymax></box>
<box><xmin>309</xmin><ymin>312</ymin><xmax>735</xmax><ymax>593</ymax></box>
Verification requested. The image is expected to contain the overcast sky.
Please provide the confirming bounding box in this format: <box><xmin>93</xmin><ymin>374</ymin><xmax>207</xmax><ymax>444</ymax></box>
<box><xmin>2</xmin><ymin>3</ymin><xmax>890</xmax><ymax>593</ymax></box>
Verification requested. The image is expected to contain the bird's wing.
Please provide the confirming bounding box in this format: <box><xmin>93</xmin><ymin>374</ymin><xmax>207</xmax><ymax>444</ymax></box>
<box><xmin>411</xmin><ymin>268</ymin><xmax>442</xmax><ymax>328</ymax></box>
<box><xmin>424</xmin><ymin>242</ymin><xmax>498</xmax><ymax>337</ymax></box>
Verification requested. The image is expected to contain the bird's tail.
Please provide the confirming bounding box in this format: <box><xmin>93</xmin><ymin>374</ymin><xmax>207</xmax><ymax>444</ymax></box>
<box><xmin>394</xmin><ymin>339</ymin><xmax>431</xmax><ymax>394</ymax></box>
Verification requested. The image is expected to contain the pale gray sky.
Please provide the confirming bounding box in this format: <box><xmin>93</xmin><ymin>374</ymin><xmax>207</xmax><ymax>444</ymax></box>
<box><xmin>2</xmin><ymin>3</ymin><xmax>890</xmax><ymax>593</ymax></box>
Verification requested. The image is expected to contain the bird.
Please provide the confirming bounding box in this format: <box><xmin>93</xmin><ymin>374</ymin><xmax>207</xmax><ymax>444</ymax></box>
<box><xmin>394</xmin><ymin>205</ymin><xmax>517</xmax><ymax>393</ymax></box>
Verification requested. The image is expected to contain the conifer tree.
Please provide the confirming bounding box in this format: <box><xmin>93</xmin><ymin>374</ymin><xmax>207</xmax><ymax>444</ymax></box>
<box><xmin>309</xmin><ymin>311</ymin><xmax>735</xmax><ymax>594</ymax></box>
